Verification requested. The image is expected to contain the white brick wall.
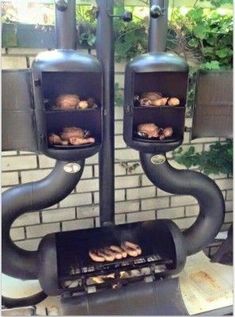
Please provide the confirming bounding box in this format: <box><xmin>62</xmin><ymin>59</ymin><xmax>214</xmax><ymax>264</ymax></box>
<box><xmin>2</xmin><ymin>156</ymin><xmax>37</xmax><ymax>171</ymax></box>
<box><xmin>1</xmin><ymin>49</ymin><xmax>233</xmax><ymax>249</ymax></box>
<box><xmin>26</xmin><ymin>223</ymin><xmax>60</xmax><ymax>238</ymax></box>
<box><xmin>15</xmin><ymin>238</ymin><xmax>41</xmax><ymax>251</ymax></box>
<box><xmin>185</xmin><ymin>205</ymin><xmax>199</xmax><ymax>217</ymax></box>
<box><xmin>76</xmin><ymin>178</ymin><xmax>99</xmax><ymax>193</ymax></box>
<box><xmin>126</xmin><ymin>186</ymin><xmax>155</xmax><ymax>200</ymax></box>
<box><xmin>157</xmin><ymin>207</ymin><xmax>184</xmax><ymax>219</ymax></box>
<box><xmin>59</xmin><ymin>193</ymin><xmax>92</xmax><ymax>208</ymax></box>
<box><xmin>215</xmin><ymin>179</ymin><xmax>233</xmax><ymax>190</ymax></box>
<box><xmin>76</xmin><ymin>205</ymin><xmax>99</xmax><ymax>218</ymax></box>
<box><xmin>94</xmin><ymin>189</ymin><xmax>125</xmax><ymax>203</ymax></box>
<box><xmin>21</xmin><ymin>169</ymin><xmax>52</xmax><ymax>183</ymax></box>
<box><xmin>95</xmin><ymin>214</ymin><xmax>126</xmax><ymax>227</ymax></box>
<box><xmin>173</xmin><ymin>217</ymin><xmax>196</xmax><ymax>230</ymax></box>
<box><xmin>171</xmin><ymin>195</ymin><xmax>198</xmax><ymax>207</ymax></box>
<box><xmin>10</xmin><ymin>227</ymin><xmax>25</xmax><ymax>241</ymax></box>
<box><xmin>226</xmin><ymin>190</ymin><xmax>233</xmax><ymax>201</ymax></box>
<box><xmin>2</xmin><ymin>56</ymin><xmax>27</xmax><ymax>69</ymax></box>
<box><xmin>141</xmin><ymin>197</ymin><xmax>170</xmax><ymax>210</ymax></box>
<box><xmin>12</xmin><ymin>212</ymin><xmax>40</xmax><ymax>227</ymax></box>
<box><xmin>42</xmin><ymin>208</ymin><xmax>76</xmax><ymax>223</ymax></box>
<box><xmin>127</xmin><ymin>210</ymin><xmax>155</xmax><ymax>223</ymax></box>
<box><xmin>62</xmin><ymin>218</ymin><xmax>94</xmax><ymax>231</ymax></box>
<box><xmin>115</xmin><ymin>175</ymin><xmax>140</xmax><ymax>189</ymax></box>
<box><xmin>116</xmin><ymin>148</ymin><xmax>139</xmax><ymax>160</ymax></box>
<box><xmin>2</xmin><ymin>172</ymin><xmax>19</xmax><ymax>186</ymax></box>
<box><xmin>116</xmin><ymin>201</ymin><xmax>140</xmax><ymax>213</ymax></box>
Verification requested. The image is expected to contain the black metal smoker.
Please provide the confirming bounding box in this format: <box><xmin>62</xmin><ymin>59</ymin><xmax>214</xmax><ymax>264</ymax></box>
<box><xmin>2</xmin><ymin>0</ymin><xmax>225</xmax><ymax>315</ymax></box>
<box><xmin>123</xmin><ymin>0</ymin><xmax>225</xmax><ymax>256</ymax></box>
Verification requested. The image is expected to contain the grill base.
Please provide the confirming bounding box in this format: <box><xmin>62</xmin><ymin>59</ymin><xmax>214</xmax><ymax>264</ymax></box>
<box><xmin>60</xmin><ymin>277</ymin><xmax>188</xmax><ymax>316</ymax></box>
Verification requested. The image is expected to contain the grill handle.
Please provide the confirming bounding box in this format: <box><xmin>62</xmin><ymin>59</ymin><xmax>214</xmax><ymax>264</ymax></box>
<box><xmin>140</xmin><ymin>153</ymin><xmax>225</xmax><ymax>255</ymax></box>
<box><xmin>2</xmin><ymin>160</ymin><xmax>85</xmax><ymax>280</ymax></box>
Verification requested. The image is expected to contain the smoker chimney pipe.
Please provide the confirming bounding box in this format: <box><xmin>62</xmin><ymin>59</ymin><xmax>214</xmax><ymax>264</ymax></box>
<box><xmin>55</xmin><ymin>0</ymin><xmax>77</xmax><ymax>49</ymax></box>
<box><xmin>140</xmin><ymin>153</ymin><xmax>225</xmax><ymax>255</ymax></box>
<box><xmin>2</xmin><ymin>160</ymin><xmax>84</xmax><ymax>279</ymax></box>
<box><xmin>148</xmin><ymin>0</ymin><xmax>168</xmax><ymax>52</ymax></box>
<box><xmin>96</xmin><ymin>0</ymin><xmax>115</xmax><ymax>226</ymax></box>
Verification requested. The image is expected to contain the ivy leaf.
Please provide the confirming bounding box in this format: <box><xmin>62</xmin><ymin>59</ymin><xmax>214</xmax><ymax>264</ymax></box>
<box><xmin>187</xmin><ymin>146</ymin><xmax>195</xmax><ymax>155</ymax></box>
<box><xmin>87</xmin><ymin>33</ymin><xmax>96</xmax><ymax>47</ymax></box>
<box><xmin>206</xmin><ymin>36</ymin><xmax>216</xmax><ymax>45</ymax></box>
<box><xmin>173</xmin><ymin>141</ymin><xmax>233</xmax><ymax>175</ymax></box>
<box><xmin>211</xmin><ymin>0</ymin><xmax>233</xmax><ymax>7</ymax></box>
<box><xmin>187</xmin><ymin>8</ymin><xmax>203</xmax><ymax>21</ymax></box>
<box><xmin>203</xmin><ymin>47</ymin><xmax>214</xmax><ymax>55</ymax></box>
<box><xmin>193</xmin><ymin>25</ymin><xmax>207</xmax><ymax>39</ymax></box>
<box><xmin>216</xmin><ymin>48</ymin><xmax>232</xmax><ymax>58</ymax></box>
<box><xmin>188</xmin><ymin>38</ymin><xmax>199</xmax><ymax>48</ymax></box>
<box><xmin>201</xmin><ymin>61</ymin><xmax>221</xmax><ymax>70</ymax></box>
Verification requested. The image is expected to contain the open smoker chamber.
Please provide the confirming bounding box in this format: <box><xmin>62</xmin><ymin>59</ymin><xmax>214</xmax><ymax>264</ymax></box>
<box><xmin>124</xmin><ymin>52</ymin><xmax>189</xmax><ymax>154</ymax></box>
<box><xmin>38</xmin><ymin>219</ymin><xmax>186</xmax><ymax>296</ymax></box>
<box><xmin>31</xmin><ymin>49</ymin><xmax>103</xmax><ymax>161</ymax></box>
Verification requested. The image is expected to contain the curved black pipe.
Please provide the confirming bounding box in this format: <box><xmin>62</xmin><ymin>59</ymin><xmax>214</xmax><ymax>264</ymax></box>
<box><xmin>140</xmin><ymin>153</ymin><xmax>225</xmax><ymax>255</ymax></box>
<box><xmin>2</xmin><ymin>291</ymin><xmax>47</xmax><ymax>309</ymax></box>
<box><xmin>2</xmin><ymin>160</ymin><xmax>85</xmax><ymax>280</ymax></box>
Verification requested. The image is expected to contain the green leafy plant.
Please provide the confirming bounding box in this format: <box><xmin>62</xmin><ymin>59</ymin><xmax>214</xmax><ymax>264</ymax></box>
<box><xmin>173</xmin><ymin>140</ymin><xmax>233</xmax><ymax>175</ymax></box>
<box><xmin>114</xmin><ymin>17</ymin><xmax>148</xmax><ymax>62</ymax></box>
<box><xmin>206</xmin><ymin>0</ymin><xmax>233</xmax><ymax>7</ymax></box>
<box><xmin>75</xmin><ymin>2</ymin><xmax>148</xmax><ymax>60</ymax></box>
<box><xmin>76</xmin><ymin>5</ymin><xmax>97</xmax><ymax>50</ymax></box>
<box><xmin>114</xmin><ymin>82</ymin><xmax>124</xmax><ymax>106</ymax></box>
<box><xmin>169</xmin><ymin>6</ymin><xmax>233</xmax><ymax>70</ymax></box>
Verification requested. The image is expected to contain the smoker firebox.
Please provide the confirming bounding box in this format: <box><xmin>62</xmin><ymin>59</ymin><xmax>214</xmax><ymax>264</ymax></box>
<box><xmin>124</xmin><ymin>52</ymin><xmax>189</xmax><ymax>154</ymax></box>
<box><xmin>32</xmin><ymin>50</ymin><xmax>103</xmax><ymax>161</ymax></box>
<box><xmin>38</xmin><ymin>219</ymin><xmax>186</xmax><ymax>295</ymax></box>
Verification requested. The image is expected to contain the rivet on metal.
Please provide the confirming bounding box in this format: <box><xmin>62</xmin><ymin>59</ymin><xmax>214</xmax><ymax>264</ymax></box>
<box><xmin>151</xmin><ymin>154</ymin><xmax>166</xmax><ymax>165</ymax></box>
<box><xmin>63</xmin><ymin>163</ymin><xmax>81</xmax><ymax>173</ymax></box>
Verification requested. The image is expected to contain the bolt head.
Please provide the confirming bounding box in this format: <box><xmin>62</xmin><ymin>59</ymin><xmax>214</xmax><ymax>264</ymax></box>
<box><xmin>122</xmin><ymin>11</ymin><xmax>132</xmax><ymax>22</ymax></box>
<box><xmin>150</xmin><ymin>5</ymin><xmax>162</xmax><ymax>18</ymax></box>
<box><xmin>55</xmin><ymin>0</ymin><xmax>68</xmax><ymax>11</ymax></box>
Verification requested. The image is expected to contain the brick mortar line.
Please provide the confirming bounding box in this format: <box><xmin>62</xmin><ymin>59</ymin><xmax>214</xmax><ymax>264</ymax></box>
<box><xmin>14</xmin><ymin>236</ymin><xmax>42</xmax><ymax>242</ymax></box>
<box><xmin>21</xmin><ymin>221</ymin><xmax>60</xmax><ymax>228</ymax></box>
<box><xmin>59</xmin><ymin>222</ymin><xmax>63</xmax><ymax>232</ymax></box>
<box><xmin>39</xmin><ymin>211</ymin><xmax>43</xmax><ymax>224</ymax></box>
<box><xmin>18</xmin><ymin>171</ymin><xmax>22</xmax><ymax>185</ymax></box>
<box><xmin>3</xmin><ymin>167</ymin><xmax>52</xmax><ymax>173</ymax></box>
<box><xmin>23</xmin><ymin>226</ymin><xmax>27</xmax><ymax>239</ymax></box>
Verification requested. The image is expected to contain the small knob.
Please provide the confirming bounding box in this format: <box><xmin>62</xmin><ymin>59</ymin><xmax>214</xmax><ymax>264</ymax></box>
<box><xmin>122</xmin><ymin>11</ymin><xmax>132</xmax><ymax>22</ymax></box>
<box><xmin>150</xmin><ymin>5</ymin><xmax>163</xmax><ymax>18</ymax></box>
<box><xmin>55</xmin><ymin>0</ymin><xmax>68</xmax><ymax>11</ymax></box>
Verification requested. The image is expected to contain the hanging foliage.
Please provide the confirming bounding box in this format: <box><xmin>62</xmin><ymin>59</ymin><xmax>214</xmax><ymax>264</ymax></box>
<box><xmin>173</xmin><ymin>140</ymin><xmax>233</xmax><ymax>175</ymax></box>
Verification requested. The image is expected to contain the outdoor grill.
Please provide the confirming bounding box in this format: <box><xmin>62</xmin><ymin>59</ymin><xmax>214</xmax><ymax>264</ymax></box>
<box><xmin>38</xmin><ymin>219</ymin><xmax>186</xmax><ymax>296</ymax></box>
<box><xmin>2</xmin><ymin>0</ymin><xmax>226</xmax><ymax>315</ymax></box>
